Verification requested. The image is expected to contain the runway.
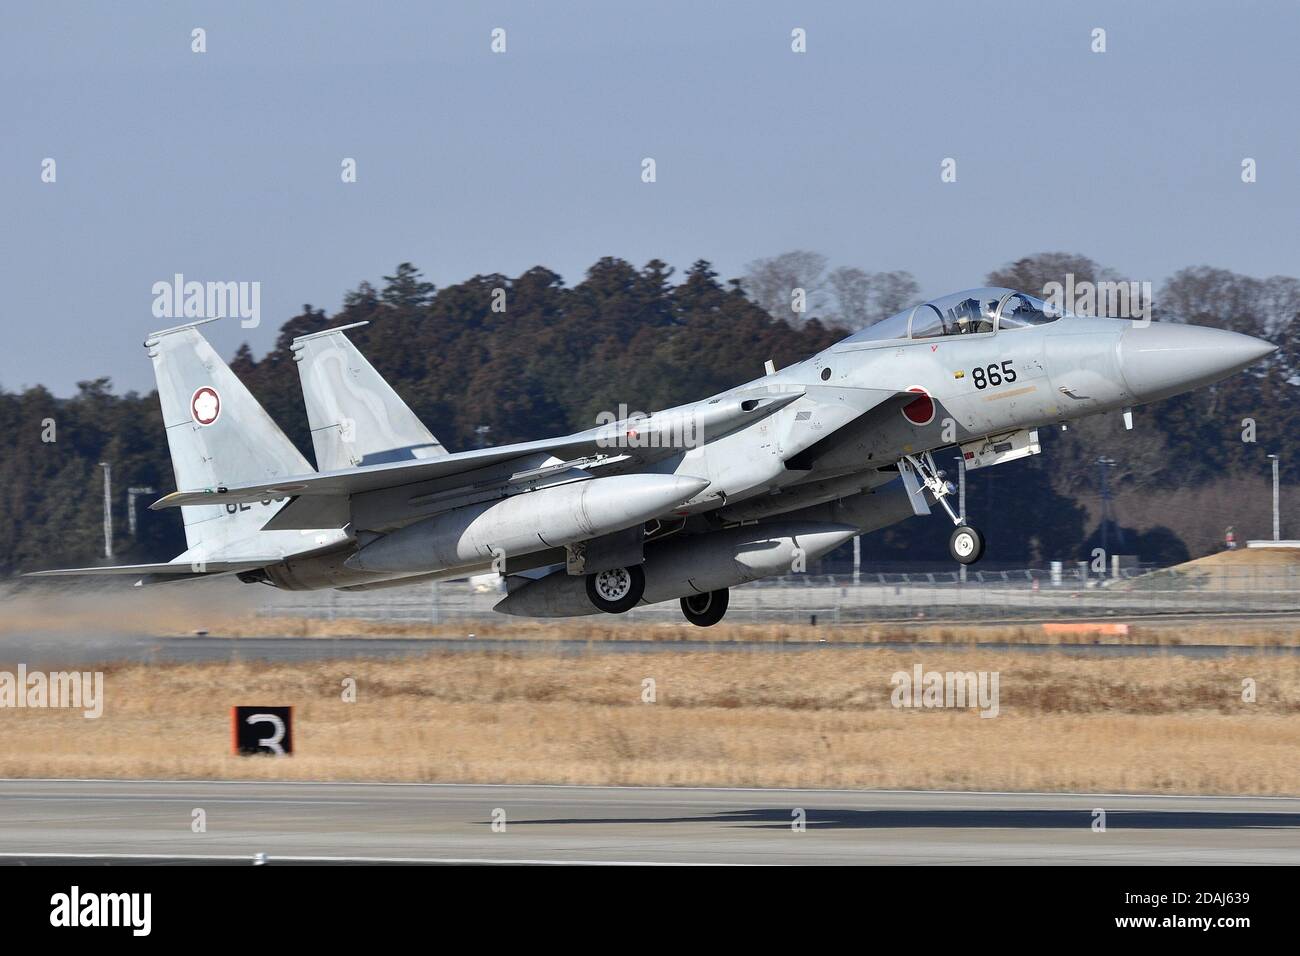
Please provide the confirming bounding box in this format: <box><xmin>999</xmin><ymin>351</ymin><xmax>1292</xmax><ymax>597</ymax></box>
<box><xmin>2</xmin><ymin>632</ymin><xmax>1297</xmax><ymax>666</ymax></box>
<box><xmin>0</xmin><ymin>780</ymin><xmax>1296</xmax><ymax>865</ymax></box>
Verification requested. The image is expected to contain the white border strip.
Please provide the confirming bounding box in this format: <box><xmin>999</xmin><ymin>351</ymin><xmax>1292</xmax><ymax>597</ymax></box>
<box><xmin>0</xmin><ymin>778</ymin><xmax>1295</xmax><ymax>801</ymax></box>
<box><xmin>0</xmin><ymin>851</ymin><xmax>739</xmax><ymax>866</ymax></box>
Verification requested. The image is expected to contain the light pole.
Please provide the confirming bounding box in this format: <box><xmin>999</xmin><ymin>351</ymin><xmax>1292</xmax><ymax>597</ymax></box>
<box><xmin>127</xmin><ymin>487</ymin><xmax>156</xmax><ymax>538</ymax></box>
<box><xmin>1096</xmin><ymin>456</ymin><xmax>1124</xmax><ymax>558</ymax></box>
<box><xmin>97</xmin><ymin>461</ymin><xmax>113</xmax><ymax>560</ymax></box>
<box><xmin>1268</xmin><ymin>454</ymin><xmax>1281</xmax><ymax>542</ymax></box>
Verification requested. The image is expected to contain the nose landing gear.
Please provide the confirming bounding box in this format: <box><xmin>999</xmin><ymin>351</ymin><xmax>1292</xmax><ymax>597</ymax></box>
<box><xmin>948</xmin><ymin>524</ymin><xmax>985</xmax><ymax>565</ymax></box>
<box><xmin>900</xmin><ymin>452</ymin><xmax>986</xmax><ymax>565</ymax></box>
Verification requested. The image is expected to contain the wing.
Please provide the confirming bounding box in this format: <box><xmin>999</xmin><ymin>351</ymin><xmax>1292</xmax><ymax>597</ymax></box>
<box><xmin>151</xmin><ymin>388</ymin><xmax>806</xmax><ymax>513</ymax></box>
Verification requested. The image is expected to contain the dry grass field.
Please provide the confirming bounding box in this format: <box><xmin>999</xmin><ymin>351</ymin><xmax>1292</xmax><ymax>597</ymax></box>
<box><xmin>2</xmin><ymin>648</ymin><xmax>1297</xmax><ymax>795</ymax></box>
<box><xmin>222</xmin><ymin>615</ymin><xmax>1300</xmax><ymax>647</ymax></box>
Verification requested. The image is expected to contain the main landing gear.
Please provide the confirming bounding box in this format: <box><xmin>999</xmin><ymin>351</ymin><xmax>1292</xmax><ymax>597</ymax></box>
<box><xmin>584</xmin><ymin>566</ymin><xmax>731</xmax><ymax>625</ymax></box>
<box><xmin>900</xmin><ymin>452</ymin><xmax>986</xmax><ymax>565</ymax></box>
<box><xmin>585</xmin><ymin>565</ymin><xmax>645</xmax><ymax>613</ymax></box>
<box><xmin>680</xmin><ymin>588</ymin><xmax>729</xmax><ymax>627</ymax></box>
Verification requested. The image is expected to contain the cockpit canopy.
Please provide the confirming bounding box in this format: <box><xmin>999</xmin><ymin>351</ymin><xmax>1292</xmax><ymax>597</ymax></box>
<box><xmin>839</xmin><ymin>287</ymin><xmax>1068</xmax><ymax>345</ymax></box>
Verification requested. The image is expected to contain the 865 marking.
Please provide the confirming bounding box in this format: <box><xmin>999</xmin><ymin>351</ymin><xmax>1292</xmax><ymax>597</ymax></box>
<box><xmin>971</xmin><ymin>361</ymin><xmax>1017</xmax><ymax>390</ymax></box>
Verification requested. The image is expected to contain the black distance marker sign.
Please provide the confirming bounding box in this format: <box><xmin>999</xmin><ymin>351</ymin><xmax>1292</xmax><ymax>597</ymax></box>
<box><xmin>231</xmin><ymin>705</ymin><xmax>293</xmax><ymax>756</ymax></box>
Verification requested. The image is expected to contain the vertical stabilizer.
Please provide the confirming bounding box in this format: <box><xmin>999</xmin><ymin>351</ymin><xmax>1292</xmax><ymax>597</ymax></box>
<box><xmin>292</xmin><ymin>322</ymin><xmax>448</xmax><ymax>470</ymax></box>
<box><xmin>146</xmin><ymin>320</ymin><xmax>315</xmax><ymax>553</ymax></box>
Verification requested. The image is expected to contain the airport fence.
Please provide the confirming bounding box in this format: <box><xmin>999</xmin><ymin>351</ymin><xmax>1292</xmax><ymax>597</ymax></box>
<box><xmin>257</xmin><ymin>561</ymin><xmax>1300</xmax><ymax>627</ymax></box>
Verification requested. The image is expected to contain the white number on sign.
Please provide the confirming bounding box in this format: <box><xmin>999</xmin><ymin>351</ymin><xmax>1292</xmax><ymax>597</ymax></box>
<box><xmin>246</xmin><ymin>713</ymin><xmax>287</xmax><ymax>755</ymax></box>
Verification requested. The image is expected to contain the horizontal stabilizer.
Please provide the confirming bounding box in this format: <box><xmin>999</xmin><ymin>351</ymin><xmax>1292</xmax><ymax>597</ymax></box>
<box><xmin>24</xmin><ymin>560</ymin><xmax>267</xmax><ymax>578</ymax></box>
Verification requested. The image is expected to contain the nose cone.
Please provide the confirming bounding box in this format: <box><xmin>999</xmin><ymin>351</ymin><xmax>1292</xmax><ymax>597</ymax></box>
<box><xmin>1118</xmin><ymin>323</ymin><xmax>1276</xmax><ymax>403</ymax></box>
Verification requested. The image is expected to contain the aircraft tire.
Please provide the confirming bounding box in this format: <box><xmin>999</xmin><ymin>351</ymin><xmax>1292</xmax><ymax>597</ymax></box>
<box><xmin>585</xmin><ymin>565</ymin><xmax>646</xmax><ymax>613</ymax></box>
<box><xmin>679</xmin><ymin>588</ymin><xmax>729</xmax><ymax>627</ymax></box>
<box><xmin>949</xmin><ymin>525</ymin><xmax>985</xmax><ymax>565</ymax></box>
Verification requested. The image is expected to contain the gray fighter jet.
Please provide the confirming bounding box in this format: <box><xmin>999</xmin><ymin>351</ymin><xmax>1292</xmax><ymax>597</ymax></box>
<box><xmin>32</xmin><ymin>288</ymin><xmax>1274</xmax><ymax>626</ymax></box>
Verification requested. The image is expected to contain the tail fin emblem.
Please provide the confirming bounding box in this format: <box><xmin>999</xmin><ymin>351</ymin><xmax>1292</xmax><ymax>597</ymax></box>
<box><xmin>191</xmin><ymin>386</ymin><xmax>222</xmax><ymax>426</ymax></box>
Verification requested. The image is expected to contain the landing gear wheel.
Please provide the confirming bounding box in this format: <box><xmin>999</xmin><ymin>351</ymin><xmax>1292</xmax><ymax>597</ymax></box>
<box><xmin>949</xmin><ymin>525</ymin><xmax>985</xmax><ymax>565</ymax></box>
<box><xmin>680</xmin><ymin>588</ymin><xmax>730</xmax><ymax>627</ymax></box>
<box><xmin>585</xmin><ymin>565</ymin><xmax>646</xmax><ymax>614</ymax></box>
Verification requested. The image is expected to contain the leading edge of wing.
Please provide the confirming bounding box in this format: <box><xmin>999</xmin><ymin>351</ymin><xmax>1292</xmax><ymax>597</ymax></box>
<box><xmin>149</xmin><ymin>433</ymin><xmax>613</xmax><ymax>511</ymax></box>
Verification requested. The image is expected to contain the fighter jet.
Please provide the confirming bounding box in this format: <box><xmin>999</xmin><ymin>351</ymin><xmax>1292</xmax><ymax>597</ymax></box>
<box><xmin>31</xmin><ymin>288</ymin><xmax>1275</xmax><ymax>626</ymax></box>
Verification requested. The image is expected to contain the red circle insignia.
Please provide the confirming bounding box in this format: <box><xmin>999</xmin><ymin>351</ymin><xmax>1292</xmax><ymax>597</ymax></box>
<box><xmin>191</xmin><ymin>386</ymin><xmax>221</xmax><ymax>426</ymax></box>
<box><xmin>901</xmin><ymin>386</ymin><xmax>934</xmax><ymax>426</ymax></box>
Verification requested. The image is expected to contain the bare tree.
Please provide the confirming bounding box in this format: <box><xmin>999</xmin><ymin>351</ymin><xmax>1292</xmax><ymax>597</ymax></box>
<box><xmin>986</xmin><ymin>252</ymin><xmax>1110</xmax><ymax>298</ymax></box>
<box><xmin>827</xmin><ymin>267</ymin><xmax>872</xmax><ymax>329</ymax></box>
<box><xmin>1260</xmin><ymin>276</ymin><xmax>1300</xmax><ymax>337</ymax></box>
<box><xmin>827</xmin><ymin>268</ymin><xmax>922</xmax><ymax>329</ymax></box>
<box><xmin>1159</xmin><ymin>266</ymin><xmax>1300</xmax><ymax>337</ymax></box>
<box><xmin>985</xmin><ymin>252</ymin><xmax>1171</xmax><ymax>318</ymax></box>
<box><xmin>870</xmin><ymin>270</ymin><xmax>920</xmax><ymax>321</ymax></box>
<box><xmin>743</xmin><ymin>250</ymin><xmax>828</xmax><ymax>323</ymax></box>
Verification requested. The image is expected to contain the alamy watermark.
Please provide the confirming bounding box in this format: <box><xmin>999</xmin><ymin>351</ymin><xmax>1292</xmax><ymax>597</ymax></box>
<box><xmin>595</xmin><ymin>404</ymin><xmax>702</xmax><ymax>450</ymax></box>
<box><xmin>1042</xmin><ymin>274</ymin><xmax>1152</xmax><ymax>324</ymax></box>
<box><xmin>151</xmin><ymin>273</ymin><xmax>261</xmax><ymax>328</ymax></box>
<box><xmin>50</xmin><ymin>886</ymin><xmax>150</xmax><ymax>935</ymax></box>
<box><xmin>890</xmin><ymin>664</ymin><xmax>999</xmax><ymax>718</ymax></box>
<box><xmin>0</xmin><ymin>665</ymin><xmax>103</xmax><ymax>718</ymax></box>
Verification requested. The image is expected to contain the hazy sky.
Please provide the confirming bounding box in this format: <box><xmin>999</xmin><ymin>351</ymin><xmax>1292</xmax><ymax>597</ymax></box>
<box><xmin>4</xmin><ymin>0</ymin><xmax>1297</xmax><ymax>395</ymax></box>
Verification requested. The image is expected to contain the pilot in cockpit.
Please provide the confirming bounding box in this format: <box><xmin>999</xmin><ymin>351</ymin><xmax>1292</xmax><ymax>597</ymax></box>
<box><xmin>955</xmin><ymin>298</ymin><xmax>997</xmax><ymax>334</ymax></box>
<box><xmin>953</xmin><ymin>297</ymin><xmax>993</xmax><ymax>334</ymax></box>
<box><xmin>953</xmin><ymin>298</ymin><xmax>974</xmax><ymax>334</ymax></box>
